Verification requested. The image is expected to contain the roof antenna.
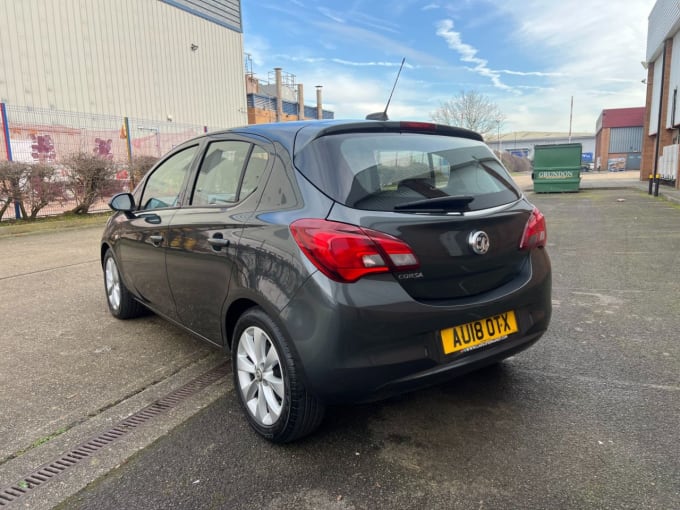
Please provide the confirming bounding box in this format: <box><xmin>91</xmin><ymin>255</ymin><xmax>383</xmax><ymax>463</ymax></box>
<box><xmin>366</xmin><ymin>57</ymin><xmax>405</xmax><ymax>121</ymax></box>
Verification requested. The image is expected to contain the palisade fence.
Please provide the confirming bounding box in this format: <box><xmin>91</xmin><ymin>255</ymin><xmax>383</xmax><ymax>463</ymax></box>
<box><xmin>0</xmin><ymin>103</ymin><xmax>213</xmax><ymax>220</ymax></box>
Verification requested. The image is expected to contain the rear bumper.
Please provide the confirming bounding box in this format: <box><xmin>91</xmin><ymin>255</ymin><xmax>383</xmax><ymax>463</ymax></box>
<box><xmin>279</xmin><ymin>249</ymin><xmax>552</xmax><ymax>402</ymax></box>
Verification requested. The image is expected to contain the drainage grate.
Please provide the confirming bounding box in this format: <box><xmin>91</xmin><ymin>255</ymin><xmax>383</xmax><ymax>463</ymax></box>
<box><xmin>0</xmin><ymin>362</ymin><xmax>230</xmax><ymax>506</ymax></box>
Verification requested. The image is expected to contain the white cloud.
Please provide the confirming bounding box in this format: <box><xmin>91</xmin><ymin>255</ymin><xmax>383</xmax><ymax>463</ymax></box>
<box><xmin>272</xmin><ymin>55</ymin><xmax>411</xmax><ymax>68</ymax></box>
<box><xmin>435</xmin><ymin>19</ymin><xmax>513</xmax><ymax>91</ymax></box>
<box><xmin>500</xmin><ymin>70</ymin><xmax>564</xmax><ymax>78</ymax></box>
<box><xmin>317</xmin><ymin>7</ymin><xmax>345</xmax><ymax>24</ymax></box>
<box><xmin>242</xmin><ymin>34</ymin><xmax>270</xmax><ymax>68</ymax></box>
<box><xmin>482</xmin><ymin>0</ymin><xmax>654</xmax><ymax>131</ymax></box>
<box><xmin>310</xmin><ymin>21</ymin><xmax>446</xmax><ymax>67</ymax></box>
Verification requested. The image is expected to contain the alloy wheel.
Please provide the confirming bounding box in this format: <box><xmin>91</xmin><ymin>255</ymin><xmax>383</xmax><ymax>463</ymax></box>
<box><xmin>105</xmin><ymin>256</ymin><xmax>121</xmax><ymax>312</ymax></box>
<box><xmin>236</xmin><ymin>325</ymin><xmax>285</xmax><ymax>426</ymax></box>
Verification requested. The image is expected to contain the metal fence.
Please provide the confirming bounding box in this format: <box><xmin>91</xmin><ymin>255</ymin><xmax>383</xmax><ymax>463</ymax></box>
<box><xmin>0</xmin><ymin>103</ymin><xmax>212</xmax><ymax>219</ymax></box>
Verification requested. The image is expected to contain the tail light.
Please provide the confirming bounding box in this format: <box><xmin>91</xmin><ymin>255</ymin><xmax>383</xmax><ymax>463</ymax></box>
<box><xmin>290</xmin><ymin>219</ymin><xmax>420</xmax><ymax>283</ymax></box>
<box><xmin>400</xmin><ymin>121</ymin><xmax>437</xmax><ymax>131</ymax></box>
<box><xmin>520</xmin><ymin>207</ymin><xmax>547</xmax><ymax>250</ymax></box>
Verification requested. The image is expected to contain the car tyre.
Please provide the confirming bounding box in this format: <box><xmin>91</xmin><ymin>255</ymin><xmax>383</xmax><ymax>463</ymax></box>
<box><xmin>103</xmin><ymin>250</ymin><xmax>146</xmax><ymax>319</ymax></box>
<box><xmin>232</xmin><ymin>307</ymin><xmax>325</xmax><ymax>443</ymax></box>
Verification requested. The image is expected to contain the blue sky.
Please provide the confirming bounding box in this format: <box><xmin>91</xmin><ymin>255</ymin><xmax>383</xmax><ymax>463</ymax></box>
<box><xmin>242</xmin><ymin>0</ymin><xmax>655</xmax><ymax>134</ymax></box>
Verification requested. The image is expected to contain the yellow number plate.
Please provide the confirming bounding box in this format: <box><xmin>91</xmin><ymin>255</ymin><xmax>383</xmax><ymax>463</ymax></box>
<box><xmin>441</xmin><ymin>311</ymin><xmax>518</xmax><ymax>355</ymax></box>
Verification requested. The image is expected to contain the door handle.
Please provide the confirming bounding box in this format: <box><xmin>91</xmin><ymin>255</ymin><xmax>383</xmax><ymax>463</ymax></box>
<box><xmin>208</xmin><ymin>236</ymin><xmax>230</xmax><ymax>251</ymax></box>
<box><xmin>208</xmin><ymin>233</ymin><xmax>230</xmax><ymax>252</ymax></box>
<box><xmin>149</xmin><ymin>235</ymin><xmax>163</xmax><ymax>246</ymax></box>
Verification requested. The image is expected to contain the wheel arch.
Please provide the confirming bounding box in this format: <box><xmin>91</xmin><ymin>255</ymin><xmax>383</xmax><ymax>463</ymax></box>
<box><xmin>100</xmin><ymin>242</ymin><xmax>112</xmax><ymax>267</ymax></box>
<box><xmin>224</xmin><ymin>298</ymin><xmax>259</xmax><ymax>350</ymax></box>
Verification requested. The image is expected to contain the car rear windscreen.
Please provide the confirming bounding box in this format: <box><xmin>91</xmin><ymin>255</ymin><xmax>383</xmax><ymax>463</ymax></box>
<box><xmin>294</xmin><ymin>132</ymin><xmax>521</xmax><ymax>212</ymax></box>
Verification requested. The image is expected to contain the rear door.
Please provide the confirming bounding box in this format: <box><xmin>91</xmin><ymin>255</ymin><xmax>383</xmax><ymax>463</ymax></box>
<box><xmin>166</xmin><ymin>137</ymin><xmax>272</xmax><ymax>343</ymax></box>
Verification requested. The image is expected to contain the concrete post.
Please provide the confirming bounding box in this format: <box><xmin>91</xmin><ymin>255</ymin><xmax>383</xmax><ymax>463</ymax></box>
<box><xmin>298</xmin><ymin>84</ymin><xmax>304</xmax><ymax>120</ymax></box>
<box><xmin>275</xmin><ymin>68</ymin><xmax>283</xmax><ymax>122</ymax></box>
<box><xmin>316</xmin><ymin>86</ymin><xmax>323</xmax><ymax>120</ymax></box>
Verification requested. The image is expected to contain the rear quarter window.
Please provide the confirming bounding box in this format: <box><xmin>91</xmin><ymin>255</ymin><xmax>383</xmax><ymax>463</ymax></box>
<box><xmin>295</xmin><ymin>132</ymin><xmax>520</xmax><ymax>212</ymax></box>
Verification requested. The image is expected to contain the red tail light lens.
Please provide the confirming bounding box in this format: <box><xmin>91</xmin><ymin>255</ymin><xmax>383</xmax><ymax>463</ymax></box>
<box><xmin>520</xmin><ymin>207</ymin><xmax>547</xmax><ymax>249</ymax></box>
<box><xmin>400</xmin><ymin>121</ymin><xmax>437</xmax><ymax>131</ymax></box>
<box><xmin>290</xmin><ymin>219</ymin><xmax>420</xmax><ymax>283</ymax></box>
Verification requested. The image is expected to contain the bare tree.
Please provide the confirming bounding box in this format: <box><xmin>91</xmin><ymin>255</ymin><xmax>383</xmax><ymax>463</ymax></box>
<box><xmin>430</xmin><ymin>90</ymin><xmax>505</xmax><ymax>139</ymax></box>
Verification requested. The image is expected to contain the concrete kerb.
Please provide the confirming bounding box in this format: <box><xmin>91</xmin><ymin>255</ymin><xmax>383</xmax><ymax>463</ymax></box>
<box><xmin>0</xmin><ymin>351</ymin><xmax>230</xmax><ymax>510</ymax></box>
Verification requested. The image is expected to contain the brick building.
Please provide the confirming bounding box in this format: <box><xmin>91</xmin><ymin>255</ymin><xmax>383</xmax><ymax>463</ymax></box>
<box><xmin>594</xmin><ymin>108</ymin><xmax>645</xmax><ymax>172</ymax></box>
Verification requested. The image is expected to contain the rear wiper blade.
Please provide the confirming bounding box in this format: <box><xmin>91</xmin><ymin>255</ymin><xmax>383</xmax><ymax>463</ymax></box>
<box><xmin>394</xmin><ymin>195</ymin><xmax>474</xmax><ymax>213</ymax></box>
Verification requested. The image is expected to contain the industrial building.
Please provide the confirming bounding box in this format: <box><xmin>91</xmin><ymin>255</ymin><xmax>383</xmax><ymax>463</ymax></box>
<box><xmin>0</xmin><ymin>0</ymin><xmax>332</xmax><ymax>165</ymax></box>
<box><xmin>497</xmin><ymin>132</ymin><xmax>596</xmax><ymax>166</ymax></box>
<box><xmin>642</xmin><ymin>0</ymin><xmax>680</xmax><ymax>187</ymax></box>
<box><xmin>594</xmin><ymin>107</ymin><xmax>645</xmax><ymax>172</ymax></box>
<box><xmin>0</xmin><ymin>0</ymin><xmax>248</xmax><ymax>129</ymax></box>
<box><xmin>244</xmin><ymin>63</ymin><xmax>334</xmax><ymax>124</ymax></box>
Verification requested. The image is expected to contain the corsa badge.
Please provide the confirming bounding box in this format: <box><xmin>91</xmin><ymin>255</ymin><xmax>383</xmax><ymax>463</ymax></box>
<box><xmin>468</xmin><ymin>231</ymin><xmax>490</xmax><ymax>255</ymax></box>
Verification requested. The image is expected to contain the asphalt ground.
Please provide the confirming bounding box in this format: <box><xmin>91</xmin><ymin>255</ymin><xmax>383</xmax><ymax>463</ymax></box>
<box><xmin>0</xmin><ymin>227</ymin><xmax>229</xmax><ymax>508</ymax></box>
<box><xmin>1</xmin><ymin>172</ymin><xmax>679</xmax><ymax>509</ymax></box>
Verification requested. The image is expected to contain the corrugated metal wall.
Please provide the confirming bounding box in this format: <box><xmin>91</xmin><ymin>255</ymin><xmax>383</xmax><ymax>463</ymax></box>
<box><xmin>609</xmin><ymin>127</ymin><xmax>643</xmax><ymax>153</ymax></box>
<box><xmin>159</xmin><ymin>0</ymin><xmax>242</xmax><ymax>31</ymax></box>
<box><xmin>647</xmin><ymin>0</ymin><xmax>680</xmax><ymax>62</ymax></box>
<box><xmin>0</xmin><ymin>0</ymin><xmax>247</xmax><ymax>129</ymax></box>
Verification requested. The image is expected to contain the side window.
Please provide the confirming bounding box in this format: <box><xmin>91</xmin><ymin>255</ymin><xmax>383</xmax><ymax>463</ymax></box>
<box><xmin>140</xmin><ymin>146</ymin><xmax>198</xmax><ymax>210</ymax></box>
<box><xmin>191</xmin><ymin>141</ymin><xmax>269</xmax><ymax>205</ymax></box>
<box><xmin>240</xmin><ymin>146</ymin><xmax>269</xmax><ymax>199</ymax></box>
<box><xmin>192</xmin><ymin>141</ymin><xmax>250</xmax><ymax>205</ymax></box>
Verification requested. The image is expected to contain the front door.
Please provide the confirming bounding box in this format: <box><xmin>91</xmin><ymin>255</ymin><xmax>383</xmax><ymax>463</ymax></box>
<box><xmin>117</xmin><ymin>145</ymin><xmax>199</xmax><ymax>319</ymax></box>
<box><xmin>166</xmin><ymin>139</ymin><xmax>272</xmax><ymax>343</ymax></box>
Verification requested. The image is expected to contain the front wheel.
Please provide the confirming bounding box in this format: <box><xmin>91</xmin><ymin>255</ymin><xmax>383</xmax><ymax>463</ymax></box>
<box><xmin>103</xmin><ymin>250</ymin><xmax>146</xmax><ymax>319</ymax></box>
<box><xmin>232</xmin><ymin>307</ymin><xmax>325</xmax><ymax>443</ymax></box>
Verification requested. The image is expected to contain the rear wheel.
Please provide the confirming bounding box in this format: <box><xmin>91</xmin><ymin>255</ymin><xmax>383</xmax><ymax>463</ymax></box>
<box><xmin>232</xmin><ymin>307</ymin><xmax>325</xmax><ymax>443</ymax></box>
<box><xmin>103</xmin><ymin>250</ymin><xmax>145</xmax><ymax>319</ymax></box>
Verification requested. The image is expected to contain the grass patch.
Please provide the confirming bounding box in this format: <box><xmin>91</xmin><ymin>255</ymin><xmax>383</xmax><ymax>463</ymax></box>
<box><xmin>29</xmin><ymin>427</ymin><xmax>69</xmax><ymax>449</ymax></box>
<box><xmin>0</xmin><ymin>212</ymin><xmax>111</xmax><ymax>238</ymax></box>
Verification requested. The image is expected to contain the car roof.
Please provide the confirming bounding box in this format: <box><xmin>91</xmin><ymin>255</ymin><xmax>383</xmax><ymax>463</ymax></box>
<box><xmin>192</xmin><ymin>120</ymin><xmax>484</xmax><ymax>154</ymax></box>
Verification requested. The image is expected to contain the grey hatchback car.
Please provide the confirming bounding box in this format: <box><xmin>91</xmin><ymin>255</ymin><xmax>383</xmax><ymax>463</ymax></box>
<box><xmin>101</xmin><ymin>120</ymin><xmax>551</xmax><ymax>442</ymax></box>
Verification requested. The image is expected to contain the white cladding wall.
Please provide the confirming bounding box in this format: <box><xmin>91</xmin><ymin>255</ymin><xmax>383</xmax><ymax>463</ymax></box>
<box><xmin>649</xmin><ymin>50</ymin><xmax>664</xmax><ymax>136</ymax></box>
<box><xmin>668</xmin><ymin>32</ymin><xmax>680</xmax><ymax>129</ymax></box>
<box><xmin>0</xmin><ymin>0</ymin><xmax>247</xmax><ymax>129</ymax></box>
<box><xmin>647</xmin><ymin>0</ymin><xmax>680</xmax><ymax>62</ymax></box>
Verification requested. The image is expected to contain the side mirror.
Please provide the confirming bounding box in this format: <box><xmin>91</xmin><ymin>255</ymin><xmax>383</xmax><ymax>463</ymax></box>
<box><xmin>109</xmin><ymin>192</ymin><xmax>136</xmax><ymax>213</ymax></box>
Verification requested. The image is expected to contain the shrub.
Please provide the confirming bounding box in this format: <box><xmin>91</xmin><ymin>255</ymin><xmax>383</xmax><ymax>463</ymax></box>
<box><xmin>0</xmin><ymin>161</ymin><xmax>63</xmax><ymax>220</ymax></box>
<box><xmin>498</xmin><ymin>152</ymin><xmax>532</xmax><ymax>173</ymax></box>
<box><xmin>129</xmin><ymin>155</ymin><xmax>158</xmax><ymax>189</ymax></box>
<box><xmin>62</xmin><ymin>152</ymin><xmax>117</xmax><ymax>214</ymax></box>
